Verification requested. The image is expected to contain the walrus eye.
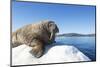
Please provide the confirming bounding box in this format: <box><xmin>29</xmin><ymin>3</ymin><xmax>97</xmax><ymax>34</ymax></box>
<box><xmin>49</xmin><ymin>22</ymin><xmax>54</xmax><ymax>27</ymax></box>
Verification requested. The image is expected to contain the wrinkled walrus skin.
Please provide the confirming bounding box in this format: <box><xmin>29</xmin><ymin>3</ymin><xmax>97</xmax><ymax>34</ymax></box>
<box><xmin>12</xmin><ymin>20</ymin><xmax>59</xmax><ymax>58</ymax></box>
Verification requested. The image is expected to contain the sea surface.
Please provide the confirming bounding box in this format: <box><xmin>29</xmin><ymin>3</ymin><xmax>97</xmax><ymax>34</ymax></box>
<box><xmin>56</xmin><ymin>36</ymin><xmax>96</xmax><ymax>61</ymax></box>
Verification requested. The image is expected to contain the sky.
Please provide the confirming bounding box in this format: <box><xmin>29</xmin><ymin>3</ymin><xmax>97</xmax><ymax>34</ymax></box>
<box><xmin>12</xmin><ymin>0</ymin><xmax>96</xmax><ymax>34</ymax></box>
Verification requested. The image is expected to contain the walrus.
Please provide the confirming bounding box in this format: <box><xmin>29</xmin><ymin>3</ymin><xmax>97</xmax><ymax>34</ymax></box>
<box><xmin>12</xmin><ymin>20</ymin><xmax>59</xmax><ymax>58</ymax></box>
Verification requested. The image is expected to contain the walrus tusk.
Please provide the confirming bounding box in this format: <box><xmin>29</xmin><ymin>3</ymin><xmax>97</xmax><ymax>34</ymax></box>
<box><xmin>49</xmin><ymin>32</ymin><xmax>54</xmax><ymax>40</ymax></box>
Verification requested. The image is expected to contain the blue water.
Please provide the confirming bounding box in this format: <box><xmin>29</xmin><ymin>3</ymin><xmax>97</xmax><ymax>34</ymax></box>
<box><xmin>56</xmin><ymin>37</ymin><xmax>96</xmax><ymax>61</ymax></box>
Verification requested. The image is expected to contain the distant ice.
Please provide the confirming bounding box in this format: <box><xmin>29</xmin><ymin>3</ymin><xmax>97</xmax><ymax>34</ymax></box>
<box><xmin>12</xmin><ymin>43</ymin><xmax>91</xmax><ymax>65</ymax></box>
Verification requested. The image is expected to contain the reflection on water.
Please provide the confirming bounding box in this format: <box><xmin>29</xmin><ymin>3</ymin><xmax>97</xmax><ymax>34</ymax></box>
<box><xmin>56</xmin><ymin>37</ymin><xmax>96</xmax><ymax>61</ymax></box>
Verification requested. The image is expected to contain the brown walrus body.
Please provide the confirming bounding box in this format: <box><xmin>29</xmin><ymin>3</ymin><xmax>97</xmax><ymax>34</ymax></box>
<box><xmin>12</xmin><ymin>20</ymin><xmax>59</xmax><ymax>58</ymax></box>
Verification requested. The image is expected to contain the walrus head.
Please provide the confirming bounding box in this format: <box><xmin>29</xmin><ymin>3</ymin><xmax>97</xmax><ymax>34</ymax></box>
<box><xmin>48</xmin><ymin>21</ymin><xmax>59</xmax><ymax>41</ymax></box>
<box><xmin>42</xmin><ymin>20</ymin><xmax>59</xmax><ymax>41</ymax></box>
